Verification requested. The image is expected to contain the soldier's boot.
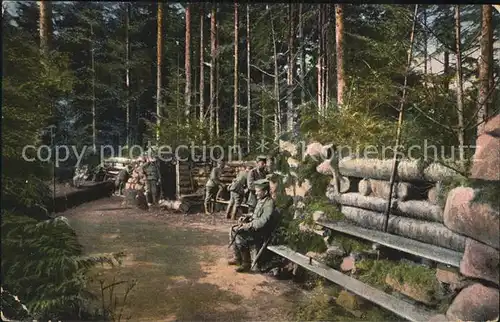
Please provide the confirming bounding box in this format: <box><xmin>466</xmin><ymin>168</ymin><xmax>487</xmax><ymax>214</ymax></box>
<box><xmin>227</xmin><ymin>245</ymin><xmax>242</xmax><ymax>266</ymax></box>
<box><xmin>204</xmin><ymin>201</ymin><xmax>211</xmax><ymax>215</ymax></box>
<box><xmin>225</xmin><ymin>204</ymin><xmax>232</xmax><ymax>219</ymax></box>
<box><xmin>235</xmin><ymin>248</ymin><xmax>251</xmax><ymax>273</ymax></box>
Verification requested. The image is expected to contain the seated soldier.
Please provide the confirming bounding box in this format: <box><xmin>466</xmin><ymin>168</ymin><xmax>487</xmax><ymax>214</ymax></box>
<box><xmin>228</xmin><ymin>179</ymin><xmax>278</xmax><ymax>273</ymax></box>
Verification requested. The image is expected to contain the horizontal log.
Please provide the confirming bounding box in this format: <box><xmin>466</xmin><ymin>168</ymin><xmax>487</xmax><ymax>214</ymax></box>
<box><xmin>329</xmin><ymin>193</ymin><xmax>443</xmax><ymax>223</ymax></box>
<box><xmin>369</xmin><ymin>179</ymin><xmax>421</xmax><ymax>201</ymax></box>
<box><xmin>159</xmin><ymin>200</ymin><xmax>183</xmax><ymax>210</ymax></box>
<box><xmin>330</xmin><ymin>176</ymin><xmax>358</xmax><ymax>194</ymax></box>
<box><xmin>423</xmin><ymin>163</ymin><xmax>464</xmax><ymax>182</ymax></box>
<box><xmin>341</xmin><ymin>206</ymin><xmax>465</xmax><ymax>252</ymax></box>
<box><xmin>358</xmin><ymin>179</ymin><xmax>372</xmax><ymax>196</ymax></box>
<box><xmin>339</xmin><ymin>158</ymin><xmax>424</xmax><ymax>181</ymax></box>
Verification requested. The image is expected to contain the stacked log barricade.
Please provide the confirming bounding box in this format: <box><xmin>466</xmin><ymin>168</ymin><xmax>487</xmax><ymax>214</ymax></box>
<box><xmin>270</xmin><ymin>117</ymin><xmax>499</xmax><ymax>321</ymax></box>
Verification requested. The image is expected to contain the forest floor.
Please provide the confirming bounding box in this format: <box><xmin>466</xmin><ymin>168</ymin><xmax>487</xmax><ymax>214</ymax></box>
<box><xmin>64</xmin><ymin>196</ymin><xmax>305</xmax><ymax>321</ymax></box>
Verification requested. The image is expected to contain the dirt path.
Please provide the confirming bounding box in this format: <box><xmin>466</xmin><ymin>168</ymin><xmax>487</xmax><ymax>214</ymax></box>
<box><xmin>64</xmin><ymin>197</ymin><xmax>303</xmax><ymax>321</ymax></box>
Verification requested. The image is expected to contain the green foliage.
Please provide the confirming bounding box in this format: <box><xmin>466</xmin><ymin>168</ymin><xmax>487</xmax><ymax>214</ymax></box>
<box><xmin>303</xmin><ymin>198</ymin><xmax>344</xmax><ymax>226</ymax></box>
<box><xmin>293</xmin><ymin>281</ymin><xmax>338</xmax><ymax>321</ymax></box>
<box><xmin>296</xmin><ymin>156</ymin><xmax>330</xmax><ymax>197</ymax></box>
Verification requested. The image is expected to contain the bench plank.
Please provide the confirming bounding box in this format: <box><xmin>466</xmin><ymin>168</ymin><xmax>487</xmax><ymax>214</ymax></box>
<box><xmin>267</xmin><ymin>245</ymin><xmax>434</xmax><ymax>322</ymax></box>
<box><xmin>316</xmin><ymin>220</ymin><xmax>462</xmax><ymax>267</ymax></box>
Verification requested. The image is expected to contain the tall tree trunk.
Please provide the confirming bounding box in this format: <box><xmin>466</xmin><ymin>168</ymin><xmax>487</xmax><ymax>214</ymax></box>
<box><xmin>39</xmin><ymin>1</ymin><xmax>52</xmax><ymax>57</ymax></box>
<box><xmin>185</xmin><ymin>4</ymin><xmax>192</xmax><ymax>121</ymax></box>
<box><xmin>215</xmin><ymin>15</ymin><xmax>220</xmax><ymax>138</ymax></box>
<box><xmin>156</xmin><ymin>2</ymin><xmax>163</xmax><ymax>142</ymax></box>
<box><xmin>233</xmin><ymin>2</ymin><xmax>239</xmax><ymax>147</ymax></box>
<box><xmin>246</xmin><ymin>4</ymin><xmax>251</xmax><ymax>153</ymax></box>
<box><xmin>286</xmin><ymin>4</ymin><xmax>294</xmax><ymax>133</ymax></box>
<box><xmin>454</xmin><ymin>5</ymin><xmax>465</xmax><ymax>167</ymax></box>
<box><xmin>322</xmin><ymin>6</ymin><xmax>328</xmax><ymax>109</ymax></box>
<box><xmin>298</xmin><ymin>4</ymin><xmax>305</xmax><ymax>105</ymax></box>
<box><xmin>210</xmin><ymin>5</ymin><xmax>216</xmax><ymax>142</ymax></box>
<box><xmin>199</xmin><ymin>5</ymin><xmax>205</xmax><ymax>124</ymax></box>
<box><xmin>335</xmin><ymin>4</ymin><xmax>345</xmax><ymax>108</ymax></box>
<box><xmin>477</xmin><ymin>4</ymin><xmax>493</xmax><ymax>136</ymax></box>
<box><xmin>270</xmin><ymin>10</ymin><xmax>280</xmax><ymax>140</ymax></box>
<box><xmin>317</xmin><ymin>6</ymin><xmax>323</xmax><ymax>114</ymax></box>
<box><xmin>423</xmin><ymin>7</ymin><xmax>427</xmax><ymax>75</ymax></box>
<box><xmin>443</xmin><ymin>51</ymin><xmax>450</xmax><ymax>90</ymax></box>
<box><xmin>125</xmin><ymin>3</ymin><xmax>131</xmax><ymax>146</ymax></box>
<box><xmin>90</xmin><ymin>23</ymin><xmax>96</xmax><ymax>152</ymax></box>
<box><xmin>261</xmin><ymin>74</ymin><xmax>265</xmax><ymax>138</ymax></box>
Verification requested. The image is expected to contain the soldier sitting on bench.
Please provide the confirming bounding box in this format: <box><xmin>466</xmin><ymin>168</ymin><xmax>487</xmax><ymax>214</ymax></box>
<box><xmin>228</xmin><ymin>179</ymin><xmax>277</xmax><ymax>273</ymax></box>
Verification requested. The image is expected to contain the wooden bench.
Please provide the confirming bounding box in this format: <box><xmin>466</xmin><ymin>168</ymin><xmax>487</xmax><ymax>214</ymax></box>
<box><xmin>267</xmin><ymin>245</ymin><xmax>435</xmax><ymax>322</ymax></box>
<box><xmin>316</xmin><ymin>220</ymin><xmax>462</xmax><ymax>267</ymax></box>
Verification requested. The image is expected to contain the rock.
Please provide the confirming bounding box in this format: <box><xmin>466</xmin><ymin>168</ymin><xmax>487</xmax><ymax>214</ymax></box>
<box><xmin>325</xmin><ymin>245</ymin><xmax>344</xmax><ymax>257</ymax></box>
<box><xmin>305</xmin><ymin>251</ymin><xmax>323</xmax><ymax>261</ymax></box>
<box><xmin>336</xmin><ymin>290</ymin><xmax>364</xmax><ymax>311</ymax></box>
<box><xmin>312</xmin><ymin>210</ymin><xmax>326</xmax><ymax>222</ymax></box>
<box><xmin>340</xmin><ymin>256</ymin><xmax>356</xmax><ymax>272</ymax></box>
<box><xmin>444</xmin><ymin>187</ymin><xmax>500</xmax><ymax>249</ymax></box>
<box><xmin>305</xmin><ymin>142</ymin><xmax>325</xmax><ymax>160</ymax></box>
<box><xmin>470</xmin><ymin>134</ymin><xmax>500</xmax><ymax>181</ymax></box>
<box><xmin>385</xmin><ymin>275</ymin><xmax>435</xmax><ymax>305</ymax></box>
<box><xmin>287</xmin><ymin>157</ymin><xmax>300</xmax><ymax>168</ymax></box>
<box><xmin>316</xmin><ymin>159</ymin><xmax>333</xmax><ymax>175</ymax></box>
<box><xmin>436</xmin><ymin>265</ymin><xmax>464</xmax><ymax>290</ymax></box>
<box><xmin>428</xmin><ymin>314</ymin><xmax>448</xmax><ymax>322</ymax></box>
<box><xmin>446</xmin><ymin>283</ymin><xmax>499</xmax><ymax>321</ymax></box>
<box><xmin>484</xmin><ymin>114</ymin><xmax>500</xmax><ymax>137</ymax></box>
<box><xmin>460</xmin><ymin>238</ymin><xmax>499</xmax><ymax>285</ymax></box>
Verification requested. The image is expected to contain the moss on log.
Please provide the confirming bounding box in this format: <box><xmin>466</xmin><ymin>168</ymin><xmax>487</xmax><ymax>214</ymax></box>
<box><xmin>338</xmin><ymin>158</ymin><xmax>424</xmax><ymax>181</ymax></box>
<box><xmin>341</xmin><ymin>206</ymin><xmax>465</xmax><ymax>252</ymax></box>
<box><xmin>330</xmin><ymin>193</ymin><xmax>443</xmax><ymax>223</ymax></box>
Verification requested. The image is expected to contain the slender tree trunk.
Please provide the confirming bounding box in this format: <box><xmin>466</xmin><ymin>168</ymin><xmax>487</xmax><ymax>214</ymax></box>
<box><xmin>261</xmin><ymin>74</ymin><xmax>265</xmax><ymax>138</ymax></box>
<box><xmin>125</xmin><ymin>3</ymin><xmax>131</xmax><ymax>147</ymax></box>
<box><xmin>210</xmin><ymin>5</ymin><xmax>216</xmax><ymax>142</ymax></box>
<box><xmin>199</xmin><ymin>5</ymin><xmax>205</xmax><ymax>124</ymax></box>
<box><xmin>39</xmin><ymin>1</ymin><xmax>52</xmax><ymax>57</ymax></box>
<box><xmin>317</xmin><ymin>6</ymin><xmax>323</xmax><ymax>114</ymax></box>
<box><xmin>454</xmin><ymin>5</ymin><xmax>465</xmax><ymax>166</ymax></box>
<box><xmin>443</xmin><ymin>51</ymin><xmax>450</xmax><ymax>90</ymax></box>
<box><xmin>215</xmin><ymin>15</ymin><xmax>220</xmax><ymax>137</ymax></box>
<box><xmin>298</xmin><ymin>4</ymin><xmax>305</xmax><ymax>105</ymax></box>
<box><xmin>156</xmin><ymin>2</ymin><xmax>163</xmax><ymax>142</ymax></box>
<box><xmin>423</xmin><ymin>7</ymin><xmax>427</xmax><ymax>75</ymax></box>
<box><xmin>270</xmin><ymin>10</ymin><xmax>280</xmax><ymax>140</ymax></box>
<box><xmin>185</xmin><ymin>4</ymin><xmax>192</xmax><ymax>121</ymax></box>
<box><xmin>286</xmin><ymin>3</ymin><xmax>294</xmax><ymax>133</ymax></box>
<box><xmin>90</xmin><ymin>23</ymin><xmax>96</xmax><ymax>152</ymax></box>
<box><xmin>335</xmin><ymin>4</ymin><xmax>345</xmax><ymax>108</ymax></box>
<box><xmin>233</xmin><ymin>2</ymin><xmax>239</xmax><ymax>147</ymax></box>
<box><xmin>246</xmin><ymin>4</ymin><xmax>251</xmax><ymax>153</ymax></box>
<box><xmin>477</xmin><ymin>4</ymin><xmax>493</xmax><ymax>136</ymax></box>
<box><xmin>322</xmin><ymin>6</ymin><xmax>328</xmax><ymax>109</ymax></box>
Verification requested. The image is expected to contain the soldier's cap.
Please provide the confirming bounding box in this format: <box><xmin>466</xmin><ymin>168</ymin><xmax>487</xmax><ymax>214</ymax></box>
<box><xmin>256</xmin><ymin>155</ymin><xmax>267</xmax><ymax>162</ymax></box>
<box><xmin>254</xmin><ymin>179</ymin><xmax>270</xmax><ymax>190</ymax></box>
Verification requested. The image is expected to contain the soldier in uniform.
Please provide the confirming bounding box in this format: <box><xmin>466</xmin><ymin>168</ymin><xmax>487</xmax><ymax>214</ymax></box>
<box><xmin>228</xmin><ymin>179</ymin><xmax>278</xmax><ymax>273</ymax></box>
<box><xmin>246</xmin><ymin>156</ymin><xmax>268</xmax><ymax>212</ymax></box>
<box><xmin>143</xmin><ymin>157</ymin><xmax>161</xmax><ymax>206</ymax></box>
<box><xmin>225</xmin><ymin>165</ymin><xmax>251</xmax><ymax>220</ymax></box>
<box><xmin>115</xmin><ymin>165</ymin><xmax>131</xmax><ymax>196</ymax></box>
<box><xmin>204</xmin><ymin>160</ymin><xmax>225</xmax><ymax>215</ymax></box>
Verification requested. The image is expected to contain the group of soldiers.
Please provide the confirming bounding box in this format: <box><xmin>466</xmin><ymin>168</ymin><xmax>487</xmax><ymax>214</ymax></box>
<box><xmin>204</xmin><ymin>155</ymin><xmax>280</xmax><ymax>273</ymax></box>
<box><xmin>115</xmin><ymin>156</ymin><xmax>162</xmax><ymax>207</ymax></box>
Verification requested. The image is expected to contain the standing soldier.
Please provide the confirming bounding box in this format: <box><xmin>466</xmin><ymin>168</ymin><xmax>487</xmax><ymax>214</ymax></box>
<box><xmin>115</xmin><ymin>165</ymin><xmax>131</xmax><ymax>196</ymax></box>
<box><xmin>228</xmin><ymin>179</ymin><xmax>278</xmax><ymax>272</ymax></box>
<box><xmin>204</xmin><ymin>160</ymin><xmax>225</xmax><ymax>215</ymax></box>
<box><xmin>225</xmin><ymin>165</ymin><xmax>251</xmax><ymax>220</ymax></box>
<box><xmin>143</xmin><ymin>157</ymin><xmax>161</xmax><ymax>206</ymax></box>
<box><xmin>246</xmin><ymin>156</ymin><xmax>268</xmax><ymax>212</ymax></box>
